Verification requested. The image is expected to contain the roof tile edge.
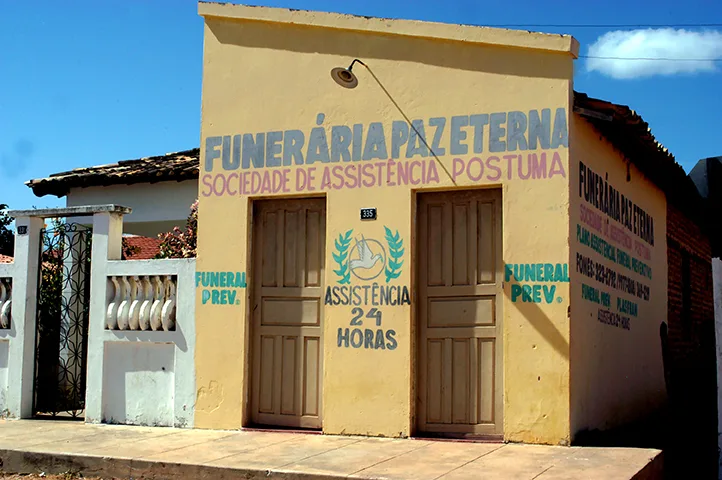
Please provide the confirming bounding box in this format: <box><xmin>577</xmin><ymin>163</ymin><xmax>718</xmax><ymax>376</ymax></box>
<box><xmin>197</xmin><ymin>2</ymin><xmax>578</xmax><ymax>57</ymax></box>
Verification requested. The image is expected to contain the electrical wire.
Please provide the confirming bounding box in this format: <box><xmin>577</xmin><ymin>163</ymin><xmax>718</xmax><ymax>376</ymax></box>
<box><xmin>482</xmin><ymin>23</ymin><xmax>722</xmax><ymax>28</ymax></box>
<box><xmin>355</xmin><ymin>61</ymin><xmax>458</xmax><ymax>186</ymax></box>
<box><xmin>579</xmin><ymin>55</ymin><xmax>722</xmax><ymax>61</ymax></box>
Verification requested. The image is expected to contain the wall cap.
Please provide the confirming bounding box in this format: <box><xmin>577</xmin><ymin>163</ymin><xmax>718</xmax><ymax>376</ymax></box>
<box><xmin>198</xmin><ymin>2</ymin><xmax>579</xmax><ymax>57</ymax></box>
<box><xmin>8</xmin><ymin>204</ymin><xmax>132</xmax><ymax>218</ymax></box>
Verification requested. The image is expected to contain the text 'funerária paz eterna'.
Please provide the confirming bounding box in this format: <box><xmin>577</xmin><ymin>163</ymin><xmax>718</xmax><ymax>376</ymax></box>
<box><xmin>579</xmin><ymin>161</ymin><xmax>655</xmax><ymax>246</ymax></box>
<box><xmin>201</xmin><ymin>108</ymin><xmax>570</xmax><ymax>195</ymax></box>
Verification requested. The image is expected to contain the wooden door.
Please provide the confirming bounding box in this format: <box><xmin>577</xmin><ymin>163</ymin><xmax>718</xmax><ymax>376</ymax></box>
<box><xmin>251</xmin><ymin>198</ymin><xmax>326</xmax><ymax>429</ymax></box>
<box><xmin>417</xmin><ymin>189</ymin><xmax>503</xmax><ymax>436</ymax></box>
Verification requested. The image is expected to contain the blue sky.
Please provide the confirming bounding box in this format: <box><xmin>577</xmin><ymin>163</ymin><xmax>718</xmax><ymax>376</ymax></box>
<box><xmin>1</xmin><ymin>0</ymin><xmax>721</xmax><ymax>211</ymax></box>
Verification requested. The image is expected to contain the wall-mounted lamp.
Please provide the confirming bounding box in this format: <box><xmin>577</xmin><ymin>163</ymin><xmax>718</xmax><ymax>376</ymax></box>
<box><xmin>330</xmin><ymin>59</ymin><xmax>365</xmax><ymax>89</ymax></box>
<box><xmin>329</xmin><ymin>58</ymin><xmax>457</xmax><ymax>186</ymax></box>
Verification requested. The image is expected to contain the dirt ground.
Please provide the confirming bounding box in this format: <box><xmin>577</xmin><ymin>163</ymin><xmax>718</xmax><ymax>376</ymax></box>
<box><xmin>1</xmin><ymin>475</ymin><xmax>106</xmax><ymax>480</ymax></box>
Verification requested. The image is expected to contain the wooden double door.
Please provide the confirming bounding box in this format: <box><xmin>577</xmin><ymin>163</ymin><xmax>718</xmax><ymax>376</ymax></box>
<box><xmin>250</xmin><ymin>198</ymin><xmax>326</xmax><ymax>429</ymax></box>
<box><xmin>417</xmin><ymin>189</ymin><xmax>503</xmax><ymax>437</ymax></box>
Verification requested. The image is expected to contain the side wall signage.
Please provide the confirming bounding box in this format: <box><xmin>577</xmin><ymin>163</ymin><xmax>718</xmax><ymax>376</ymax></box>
<box><xmin>575</xmin><ymin>160</ymin><xmax>655</xmax><ymax>331</ymax></box>
<box><xmin>201</xmin><ymin>108</ymin><xmax>569</xmax><ymax>197</ymax></box>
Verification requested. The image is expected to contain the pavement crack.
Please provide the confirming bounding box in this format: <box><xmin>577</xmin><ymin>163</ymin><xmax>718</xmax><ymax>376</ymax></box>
<box><xmin>432</xmin><ymin>444</ymin><xmax>506</xmax><ymax>480</ymax></box>
<box><xmin>207</xmin><ymin>434</ymin><xmax>304</xmax><ymax>464</ymax></box>
<box><xmin>531</xmin><ymin>464</ymin><xmax>554</xmax><ymax>479</ymax></box>
<box><xmin>349</xmin><ymin>441</ymin><xmax>435</xmax><ymax>477</ymax></box>
<box><xmin>273</xmin><ymin>438</ymin><xmax>365</xmax><ymax>470</ymax></box>
<box><xmin>141</xmin><ymin>432</ymin><xmax>239</xmax><ymax>458</ymax></box>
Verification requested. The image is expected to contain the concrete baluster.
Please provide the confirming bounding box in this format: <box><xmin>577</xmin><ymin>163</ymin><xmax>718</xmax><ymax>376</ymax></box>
<box><xmin>161</xmin><ymin>276</ymin><xmax>176</xmax><ymax>332</ymax></box>
<box><xmin>128</xmin><ymin>276</ymin><xmax>141</xmax><ymax>331</ymax></box>
<box><xmin>106</xmin><ymin>277</ymin><xmax>121</xmax><ymax>330</ymax></box>
<box><xmin>0</xmin><ymin>279</ymin><xmax>10</xmax><ymax>329</ymax></box>
<box><xmin>149</xmin><ymin>276</ymin><xmax>164</xmax><ymax>331</ymax></box>
<box><xmin>139</xmin><ymin>276</ymin><xmax>153</xmax><ymax>330</ymax></box>
<box><xmin>116</xmin><ymin>276</ymin><xmax>132</xmax><ymax>330</ymax></box>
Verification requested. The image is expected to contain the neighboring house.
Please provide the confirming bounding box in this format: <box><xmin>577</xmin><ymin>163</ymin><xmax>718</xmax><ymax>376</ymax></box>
<box><xmin>26</xmin><ymin>149</ymin><xmax>199</xmax><ymax>237</ymax></box>
<box><xmin>688</xmin><ymin>155</ymin><xmax>722</xmax><ymax>478</ymax></box>
<box><xmin>0</xmin><ymin>240</ymin><xmax>160</xmax><ymax>262</ymax></box>
<box><xmin>123</xmin><ymin>235</ymin><xmax>162</xmax><ymax>260</ymax></box>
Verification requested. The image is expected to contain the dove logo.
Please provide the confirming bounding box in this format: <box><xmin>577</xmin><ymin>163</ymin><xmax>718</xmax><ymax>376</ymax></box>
<box><xmin>348</xmin><ymin>236</ymin><xmax>386</xmax><ymax>281</ymax></box>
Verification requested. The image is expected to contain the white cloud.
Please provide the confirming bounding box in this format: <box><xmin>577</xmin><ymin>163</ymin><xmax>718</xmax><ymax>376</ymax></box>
<box><xmin>586</xmin><ymin>28</ymin><xmax>722</xmax><ymax>79</ymax></box>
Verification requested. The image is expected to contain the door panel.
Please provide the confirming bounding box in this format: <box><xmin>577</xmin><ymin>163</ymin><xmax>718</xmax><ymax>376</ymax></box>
<box><xmin>251</xmin><ymin>198</ymin><xmax>326</xmax><ymax>429</ymax></box>
<box><xmin>417</xmin><ymin>189</ymin><xmax>502</xmax><ymax>436</ymax></box>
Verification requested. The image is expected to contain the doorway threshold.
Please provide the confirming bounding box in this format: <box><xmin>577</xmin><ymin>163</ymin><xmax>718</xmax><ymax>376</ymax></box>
<box><xmin>242</xmin><ymin>424</ymin><xmax>322</xmax><ymax>435</ymax></box>
<box><xmin>412</xmin><ymin>432</ymin><xmax>504</xmax><ymax>443</ymax></box>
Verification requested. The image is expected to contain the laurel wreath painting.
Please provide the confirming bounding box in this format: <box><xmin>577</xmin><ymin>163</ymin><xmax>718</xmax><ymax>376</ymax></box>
<box><xmin>383</xmin><ymin>226</ymin><xmax>404</xmax><ymax>283</ymax></box>
<box><xmin>333</xmin><ymin>229</ymin><xmax>354</xmax><ymax>284</ymax></box>
<box><xmin>332</xmin><ymin>227</ymin><xmax>404</xmax><ymax>284</ymax></box>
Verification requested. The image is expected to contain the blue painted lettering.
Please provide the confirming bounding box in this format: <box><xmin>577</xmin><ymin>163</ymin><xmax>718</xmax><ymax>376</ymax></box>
<box><xmin>205</xmin><ymin>108</ymin><xmax>568</xmax><ymax>172</ymax></box>
<box><xmin>469</xmin><ymin>114</ymin><xmax>489</xmax><ymax>153</ymax></box>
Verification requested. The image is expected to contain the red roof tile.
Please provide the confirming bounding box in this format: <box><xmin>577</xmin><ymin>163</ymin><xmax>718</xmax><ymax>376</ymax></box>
<box><xmin>124</xmin><ymin>236</ymin><xmax>161</xmax><ymax>260</ymax></box>
<box><xmin>0</xmin><ymin>254</ymin><xmax>12</xmax><ymax>263</ymax></box>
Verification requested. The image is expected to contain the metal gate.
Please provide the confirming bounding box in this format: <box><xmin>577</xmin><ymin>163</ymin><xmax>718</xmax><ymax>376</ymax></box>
<box><xmin>33</xmin><ymin>221</ymin><xmax>92</xmax><ymax>418</ymax></box>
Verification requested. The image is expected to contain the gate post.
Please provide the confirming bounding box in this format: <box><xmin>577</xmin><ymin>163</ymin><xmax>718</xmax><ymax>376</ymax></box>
<box><xmin>6</xmin><ymin>216</ymin><xmax>43</xmax><ymax>418</ymax></box>
<box><xmin>84</xmin><ymin>210</ymin><xmax>124</xmax><ymax>423</ymax></box>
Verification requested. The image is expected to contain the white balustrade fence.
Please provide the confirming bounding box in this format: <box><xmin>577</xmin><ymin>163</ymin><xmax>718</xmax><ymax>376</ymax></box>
<box><xmin>1</xmin><ymin>206</ymin><xmax>197</xmax><ymax>427</ymax></box>
<box><xmin>88</xmin><ymin>252</ymin><xmax>196</xmax><ymax>428</ymax></box>
<box><xmin>106</xmin><ymin>275</ymin><xmax>177</xmax><ymax>331</ymax></box>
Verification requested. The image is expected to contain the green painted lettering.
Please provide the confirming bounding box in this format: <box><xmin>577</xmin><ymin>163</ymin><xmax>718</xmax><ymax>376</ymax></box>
<box><xmin>543</xmin><ymin>285</ymin><xmax>556</xmax><ymax>303</ymax></box>
<box><xmin>522</xmin><ymin>284</ymin><xmax>533</xmax><ymax>302</ymax></box>
<box><xmin>532</xmin><ymin>285</ymin><xmax>542</xmax><ymax>303</ymax></box>
<box><xmin>511</xmin><ymin>284</ymin><xmax>522</xmax><ymax>302</ymax></box>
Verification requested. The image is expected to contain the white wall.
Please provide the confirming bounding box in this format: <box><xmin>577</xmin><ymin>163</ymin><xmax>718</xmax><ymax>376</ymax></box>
<box><xmin>67</xmin><ymin>180</ymin><xmax>198</xmax><ymax>236</ymax></box>
<box><xmin>85</xmin><ymin>254</ymin><xmax>197</xmax><ymax>428</ymax></box>
<box><xmin>0</xmin><ymin>263</ymin><xmax>14</xmax><ymax>418</ymax></box>
<box><xmin>0</xmin><ymin>328</ymin><xmax>8</xmax><ymax>416</ymax></box>
<box><xmin>102</xmin><ymin>342</ymin><xmax>175</xmax><ymax>426</ymax></box>
<box><xmin>0</xmin><ymin>340</ymin><xmax>7</xmax><ymax>416</ymax></box>
<box><xmin>0</xmin><ymin>262</ymin><xmax>12</xmax><ymax>416</ymax></box>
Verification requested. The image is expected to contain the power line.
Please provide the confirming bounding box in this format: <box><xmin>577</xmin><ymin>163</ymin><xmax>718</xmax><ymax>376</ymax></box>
<box><xmin>484</xmin><ymin>23</ymin><xmax>722</xmax><ymax>28</ymax></box>
<box><xmin>580</xmin><ymin>55</ymin><xmax>722</xmax><ymax>61</ymax></box>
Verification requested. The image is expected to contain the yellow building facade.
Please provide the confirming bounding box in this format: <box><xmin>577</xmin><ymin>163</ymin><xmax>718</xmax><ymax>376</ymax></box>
<box><xmin>194</xmin><ymin>3</ymin><xmax>666</xmax><ymax>445</ymax></box>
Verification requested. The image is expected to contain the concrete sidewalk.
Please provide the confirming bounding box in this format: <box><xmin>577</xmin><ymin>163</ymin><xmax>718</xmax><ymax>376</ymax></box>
<box><xmin>0</xmin><ymin>419</ymin><xmax>662</xmax><ymax>479</ymax></box>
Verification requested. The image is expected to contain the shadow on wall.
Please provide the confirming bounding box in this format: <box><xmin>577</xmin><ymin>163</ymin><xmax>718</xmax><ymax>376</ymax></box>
<box><xmin>102</xmin><ymin>342</ymin><xmax>175</xmax><ymax>427</ymax></box>
<box><xmin>572</xmin><ymin>323</ymin><xmax>670</xmax><ymax>451</ymax></box>
<box><xmin>663</xmin><ymin>318</ymin><xmax>719</xmax><ymax>479</ymax></box>
<box><xmin>573</xmin><ymin>321</ymin><xmax>718</xmax><ymax>479</ymax></box>
<box><xmin>206</xmin><ymin>18</ymin><xmax>572</xmax><ymax>81</ymax></box>
<box><xmin>501</xmin><ymin>273</ymin><xmax>569</xmax><ymax>361</ymax></box>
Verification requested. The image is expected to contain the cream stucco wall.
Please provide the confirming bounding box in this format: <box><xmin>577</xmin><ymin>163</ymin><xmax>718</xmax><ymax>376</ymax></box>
<box><xmin>195</xmin><ymin>3</ymin><xmax>575</xmax><ymax>444</ymax></box>
<box><xmin>569</xmin><ymin>115</ymin><xmax>667</xmax><ymax>437</ymax></box>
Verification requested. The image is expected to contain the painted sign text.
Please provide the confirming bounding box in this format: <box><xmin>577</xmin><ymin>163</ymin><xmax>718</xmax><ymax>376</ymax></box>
<box><xmin>579</xmin><ymin>161</ymin><xmax>655</xmax><ymax>246</ymax></box>
<box><xmin>504</xmin><ymin>263</ymin><xmax>569</xmax><ymax>304</ymax></box>
<box><xmin>195</xmin><ymin>271</ymin><xmax>247</xmax><ymax>305</ymax></box>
